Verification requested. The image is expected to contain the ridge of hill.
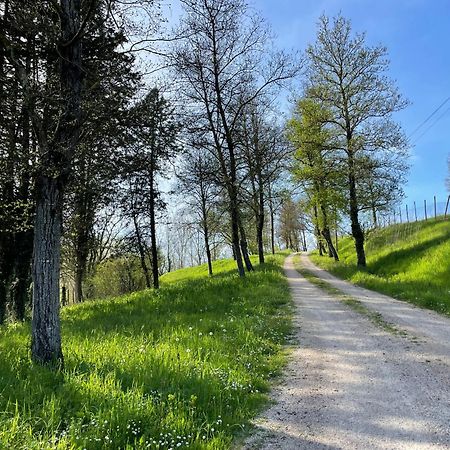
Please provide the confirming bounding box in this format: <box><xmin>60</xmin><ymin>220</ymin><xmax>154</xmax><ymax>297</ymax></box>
<box><xmin>310</xmin><ymin>219</ymin><xmax>450</xmax><ymax>315</ymax></box>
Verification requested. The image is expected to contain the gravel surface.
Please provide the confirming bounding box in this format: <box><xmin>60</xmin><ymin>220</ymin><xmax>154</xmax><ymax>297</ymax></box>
<box><xmin>243</xmin><ymin>254</ymin><xmax>450</xmax><ymax>450</ymax></box>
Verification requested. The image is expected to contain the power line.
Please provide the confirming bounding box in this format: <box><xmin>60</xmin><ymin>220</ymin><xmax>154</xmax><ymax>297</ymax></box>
<box><xmin>408</xmin><ymin>96</ymin><xmax>450</xmax><ymax>141</ymax></box>
<box><xmin>412</xmin><ymin>104</ymin><xmax>450</xmax><ymax>145</ymax></box>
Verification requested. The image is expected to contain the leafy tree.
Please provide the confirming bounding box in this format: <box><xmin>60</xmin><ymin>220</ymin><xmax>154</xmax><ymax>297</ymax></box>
<box><xmin>172</xmin><ymin>0</ymin><xmax>298</xmax><ymax>276</ymax></box>
<box><xmin>287</xmin><ymin>98</ymin><xmax>342</xmax><ymax>260</ymax></box>
<box><xmin>279</xmin><ymin>196</ymin><xmax>308</xmax><ymax>252</ymax></box>
<box><xmin>306</xmin><ymin>15</ymin><xmax>409</xmax><ymax>266</ymax></box>
<box><xmin>121</xmin><ymin>88</ymin><xmax>180</xmax><ymax>289</ymax></box>
<box><xmin>239</xmin><ymin>100</ymin><xmax>291</xmax><ymax>264</ymax></box>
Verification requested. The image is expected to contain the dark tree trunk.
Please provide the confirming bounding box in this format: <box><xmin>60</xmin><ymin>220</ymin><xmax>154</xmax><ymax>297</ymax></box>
<box><xmin>201</xmin><ymin>204</ymin><xmax>213</xmax><ymax>276</ymax></box>
<box><xmin>256</xmin><ymin>182</ymin><xmax>265</xmax><ymax>264</ymax></box>
<box><xmin>229</xmin><ymin>184</ymin><xmax>245</xmax><ymax>276</ymax></box>
<box><xmin>312</xmin><ymin>204</ymin><xmax>324</xmax><ymax>256</ymax></box>
<box><xmin>268</xmin><ymin>183</ymin><xmax>275</xmax><ymax>255</ymax></box>
<box><xmin>12</xmin><ymin>68</ymin><xmax>34</xmax><ymax>320</ymax></box>
<box><xmin>31</xmin><ymin>0</ymin><xmax>83</xmax><ymax>365</ymax></box>
<box><xmin>149</xmin><ymin>176</ymin><xmax>159</xmax><ymax>289</ymax></box>
<box><xmin>302</xmin><ymin>229</ymin><xmax>307</xmax><ymax>252</ymax></box>
<box><xmin>132</xmin><ymin>214</ymin><xmax>151</xmax><ymax>289</ymax></box>
<box><xmin>320</xmin><ymin>205</ymin><xmax>339</xmax><ymax>261</ymax></box>
<box><xmin>12</xmin><ymin>229</ymin><xmax>33</xmax><ymax>321</ymax></box>
<box><xmin>31</xmin><ymin>177</ymin><xmax>64</xmax><ymax>365</ymax></box>
<box><xmin>348</xmin><ymin>155</ymin><xmax>366</xmax><ymax>266</ymax></box>
<box><xmin>238</xmin><ymin>219</ymin><xmax>254</xmax><ymax>272</ymax></box>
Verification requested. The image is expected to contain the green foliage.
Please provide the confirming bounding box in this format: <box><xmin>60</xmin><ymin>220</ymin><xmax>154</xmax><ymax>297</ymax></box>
<box><xmin>87</xmin><ymin>256</ymin><xmax>149</xmax><ymax>299</ymax></box>
<box><xmin>310</xmin><ymin>219</ymin><xmax>450</xmax><ymax>315</ymax></box>
<box><xmin>0</xmin><ymin>254</ymin><xmax>291</xmax><ymax>449</ymax></box>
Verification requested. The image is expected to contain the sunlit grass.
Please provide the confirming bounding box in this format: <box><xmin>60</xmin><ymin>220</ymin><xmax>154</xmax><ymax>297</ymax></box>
<box><xmin>0</xmin><ymin>254</ymin><xmax>292</xmax><ymax>449</ymax></box>
<box><xmin>310</xmin><ymin>219</ymin><xmax>450</xmax><ymax>315</ymax></box>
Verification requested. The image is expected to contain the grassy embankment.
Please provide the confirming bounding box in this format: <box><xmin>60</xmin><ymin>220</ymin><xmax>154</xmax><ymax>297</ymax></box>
<box><xmin>0</xmin><ymin>254</ymin><xmax>292</xmax><ymax>449</ymax></box>
<box><xmin>310</xmin><ymin>219</ymin><xmax>450</xmax><ymax>316</ymax></box>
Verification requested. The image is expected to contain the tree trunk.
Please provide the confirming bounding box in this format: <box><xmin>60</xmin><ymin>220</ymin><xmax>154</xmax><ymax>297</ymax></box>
<box><xmin>320</xmin><ymin>204</ymin><xmax>339</xmax><ymax>261</ymax></box>
<box><xmin>229</xmin><ymin>184</ymin><xmax>245</xmax><ymax>276</ymax></box>
<box><xmin>348</xmin><ymin>155</ymin><xmax>366</xmax><ymax>266</ymax></box>
<box><xmin>132</xmin><ymin>214</ymin><xmax>151</xmax><ymax>289</ymax></box>
<box><xmin>12</xmin><ymin>229</ymin><xmax>33</xmax><ymax>320</ymax></box>
<box><xmin>201</xmin><ymin>204</ymin><xmax>213</xmax><ymax>276</ymax></box>
<box><xmin>149</xmin><ymin>177</ymin><xmax>159</xmax><ymax>289</ymax></box>
<box><xmin>268</xmin><ymin>183</ymin><xmax>275</xmax><ymax>255</ymax></box>
<box><xmin>312</xmin><ymin>204</ymin><xmax>324</xmax><ymax>256</ymax></box>
<box><xmin>31</xmin><ymin>176</ymin><xmax>64</xmax><ymax>366</ymax></box>
<box><xmin>239</xmin><ymin>220</ymin><xmax>254</xmax><ymax>272</ymax></box>
<box><xmin>256</xmin><ymin>183</ymin><xmax>265</xmax><ymax>264</ymax></box>
<box><xmin>372</xmin><ymin>204</ymin><xmax>378</xmax><ymax>228</ymax></box>
<box><xmin>302</xmin><ymin>229</ymin><xmax>307</xmax><ymax>252</ymax></box>
<box><xmin>31</xmin><ymin>0</ymin><xmax>83</xmax><ymax>365</ymax></box>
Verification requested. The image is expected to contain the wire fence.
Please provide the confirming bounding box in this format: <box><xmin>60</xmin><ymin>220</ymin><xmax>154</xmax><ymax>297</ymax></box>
<box><xmin>375</xmin><ymin>195</ymin><xmax>450</xmax><ymax>228</ymax></box>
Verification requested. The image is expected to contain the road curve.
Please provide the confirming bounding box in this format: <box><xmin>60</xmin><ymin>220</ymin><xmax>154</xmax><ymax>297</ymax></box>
<box><xmin>243</xmin><ymin>254</ymin><xmax>450</xmax><ymax>450</ymax></box>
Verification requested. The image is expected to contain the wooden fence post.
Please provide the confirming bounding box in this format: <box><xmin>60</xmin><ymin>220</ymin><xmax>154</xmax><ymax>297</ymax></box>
<box><xmin>406</xmin><ymin>204</ymin><xmax>409</xmax><ymax>222</ymax></box>
<box><xmin>445</xmin><ymin>195</ymin><xmax>450</xmax><ymax>218</ymax></box>
<box><xmin>414</xmin><ymin>201</ymin><xmax>418</xmax><ymax>221</ymax></box>
<box><xmin>434</xmin><ymin>195</ymin><xmax>437</xmax><ymax>219</ymax></box>
<box><xmin>424</xmin><ymin>199</ymin><xmax>427</xmax><ymax>221</ymax></box>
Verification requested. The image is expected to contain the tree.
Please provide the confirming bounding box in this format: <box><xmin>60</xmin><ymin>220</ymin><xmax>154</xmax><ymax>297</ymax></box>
<box><xmin>122</xmin><ymin>88</ymin><xmax>179</xmax><ymax>290</ymax></box>
<box><xmin>279</xmin><ymin>197</ymin><xmax>308</xmax><ymax>252</ymax></box>
<box><xmin>65</xmin><ymin>3</ymin><xmax>141</xmax><ymax>303</ymax></box>
<box><xmin>0</xmin><ymin>0</ymin><xmax>159</xmax><ymax>365</ymax></box>
<box><xmin>177</xmin><ymin>149</ymin><xmax>219</xmax><ymax>276</ymax></box>
<box><xmin>239</xmin><ymin>100</ymin><xmax>291</xmax><ymax>264</ymax></box>
<box><xmin>287</xmin><ymin>98</ymin><xmax>342</xmax><ymax>260</ymax></box>
<box><xmin>173</xmin><ymin>0</ymin><xmax>298</xmax><ymax>276</ymax></box>
<box><xmin>306</xmin><ymin>15</ymin><xmax>408</xmax><ymax>266</ymax></box>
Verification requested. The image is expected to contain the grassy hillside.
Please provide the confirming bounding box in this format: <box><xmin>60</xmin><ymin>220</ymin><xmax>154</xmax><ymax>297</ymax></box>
<box><xmin>0</xmin><ymin>254</ymin><xmax>292</xmax><ymax>449</ymax></box>
<box><xmin>310</xmin><ymin>219</ymin><xmax>450</xmax><ymax>315</ymax></box>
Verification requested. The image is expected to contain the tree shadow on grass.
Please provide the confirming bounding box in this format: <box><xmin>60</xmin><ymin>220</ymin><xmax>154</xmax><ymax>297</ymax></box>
<box><xmin>0</xmin><ymin>257</ymin><xmax>289</xmax><ymax>448</ymax></box>
<box><xmin>368</xmin><ymin>232</ymin><xmax>450</xmax><ymax>276</ymax></box>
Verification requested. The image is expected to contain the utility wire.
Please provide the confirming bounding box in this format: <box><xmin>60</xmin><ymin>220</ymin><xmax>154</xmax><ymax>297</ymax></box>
<box><xmin>407</xmin><ymin>96</ymin><xmax>450</xmax><ymax>141</ymax></box>
<box><xmin>412</xmin><ymin>104</ymin><xmax>450</xmax><ymax>145</ymax></box>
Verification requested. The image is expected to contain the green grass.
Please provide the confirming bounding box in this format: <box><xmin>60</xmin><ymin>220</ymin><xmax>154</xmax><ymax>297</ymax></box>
<box><xmin>0</xmin><ymin>254</ymin><xmax>292</xmax><ymax>449</ymax></box>
<box><xmin>310</xmin><ymin>218</ymin><xmax>450</xmax><ymax>315</ymax></box>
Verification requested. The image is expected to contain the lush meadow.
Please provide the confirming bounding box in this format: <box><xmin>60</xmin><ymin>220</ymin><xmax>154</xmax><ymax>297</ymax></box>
<box><xmin>310</xmin><ymin>219</ymin><xmax>450</xmax><ymax>315</ymax></box>
<box><xmin>0</xmin><ymin>255</ymin><xmax>292</xmax><ymax>449</ymax></box>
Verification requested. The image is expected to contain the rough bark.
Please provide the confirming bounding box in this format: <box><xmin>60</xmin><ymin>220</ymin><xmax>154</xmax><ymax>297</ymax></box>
<box><xmin>31</xmin><ymin>0</ymin><xmax>83</xmax><ymax>365</ymax></box>
<box><xmin>31</xmin><ymin>177</ymin><xmax>64</xmax><ymax>365</ymax></box>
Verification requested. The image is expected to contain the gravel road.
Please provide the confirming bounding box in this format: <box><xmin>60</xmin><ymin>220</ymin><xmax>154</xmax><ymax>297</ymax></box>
<box><xmin>243</xmin><ymin>254</ymin><xmax>450</xmax><ymax>450</ymax></box>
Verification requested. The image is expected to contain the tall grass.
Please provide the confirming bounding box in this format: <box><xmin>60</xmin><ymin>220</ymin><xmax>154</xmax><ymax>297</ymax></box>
<box><xmin>0</xmin><ymin>254</ymin><xmax>292</xmax><ymax>449</ymax></box>
<box><xmin>310</xmin><ymin>219</ymin><xmax>450</xmax><ymax>315</ymax></box>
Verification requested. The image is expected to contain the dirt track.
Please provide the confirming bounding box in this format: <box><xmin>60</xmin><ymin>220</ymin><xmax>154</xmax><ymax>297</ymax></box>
<box><xmin>243</xmin><ymin>254</ymin><xmax>450</xmax><ymax>449</ymax></box>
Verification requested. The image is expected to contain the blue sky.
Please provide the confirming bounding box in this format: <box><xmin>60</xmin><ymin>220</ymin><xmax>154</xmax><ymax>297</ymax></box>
<box><xmin>254</xmin><ymin>0</ymin><xmax>450</xmax><ymax>207</ymax></box>
<box><xmin>167</xmin><ymin>0</ymin><xmax>450</xmax><ymax>208</ymax></box>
